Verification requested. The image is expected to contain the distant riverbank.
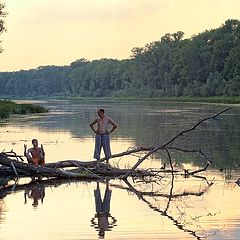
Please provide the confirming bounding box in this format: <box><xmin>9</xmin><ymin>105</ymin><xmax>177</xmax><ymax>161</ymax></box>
<box><xmin>1</xmin><ymin>96</ymin><xmax>240</xmax><ymax>105</ymax></box>
<box><xmin>0</xmin><ymin>99</ymin><xmax>48</xmax><ymax>119</ymax></box>
<box><xmin>54</xmin><ymin>96</ymin><xmax>240</xmax><ymax>104</ymax></box>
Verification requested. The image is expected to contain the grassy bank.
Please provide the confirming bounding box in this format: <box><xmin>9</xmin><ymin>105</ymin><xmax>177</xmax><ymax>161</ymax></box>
<box><xmin>0</xmin><ymin>99</ymin><xmax>48</xmax><ymax>119</ymax></box>
<box><xmin>56</xmin><ymin>96</ymin><xmax>240</xmax><ymax>104</ymax></box>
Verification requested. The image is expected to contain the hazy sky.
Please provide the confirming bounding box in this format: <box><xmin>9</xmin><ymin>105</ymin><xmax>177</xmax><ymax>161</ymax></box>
<box><xmin>0</xmin><ymin>0</ymin><xmax>240</xmax><ymax>71</ymax></box>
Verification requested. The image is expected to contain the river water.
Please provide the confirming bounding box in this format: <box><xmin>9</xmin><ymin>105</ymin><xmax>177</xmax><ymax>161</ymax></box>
<box><xmin>0</xmin><ymin>100</ymin><xmax>240</xmax><ymax>240</ymax></box>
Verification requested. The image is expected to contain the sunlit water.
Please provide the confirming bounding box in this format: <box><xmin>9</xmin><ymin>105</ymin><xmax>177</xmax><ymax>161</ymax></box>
<box><xmin>0</xmin><ymin>100</ymin><xmax>240</xmax><ymax>240</ymax></box>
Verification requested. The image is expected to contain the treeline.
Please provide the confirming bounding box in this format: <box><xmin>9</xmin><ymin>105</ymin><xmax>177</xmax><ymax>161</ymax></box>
<box><xmin>0</xmin><ymin>19</ymin><xmax>240</xmax><ymax>98</ymax></box>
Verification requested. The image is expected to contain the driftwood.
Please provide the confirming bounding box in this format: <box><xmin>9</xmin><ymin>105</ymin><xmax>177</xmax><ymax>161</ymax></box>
<box><xmin>0</xmin><ymin>108</ymin><xmax>230</xmax><ymax>181</ymax></box>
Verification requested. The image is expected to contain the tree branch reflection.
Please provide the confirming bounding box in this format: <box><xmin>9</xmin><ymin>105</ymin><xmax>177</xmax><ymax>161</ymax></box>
<box><xmin>0</xmin><ymin>175</ymin><xmax>217</xmax><ymax>239</ymax></box>
<box><xmin>120</xmin><ymin>175</ymin><xmax>216</xmax><ymax>240</ymax></box>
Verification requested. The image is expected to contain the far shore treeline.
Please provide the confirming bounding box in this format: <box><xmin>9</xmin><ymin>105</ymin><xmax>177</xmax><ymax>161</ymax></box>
<box><xmin>0</xmin><ymin>19</ymin><xmax>240</xmax><ymax>100</ymax></box>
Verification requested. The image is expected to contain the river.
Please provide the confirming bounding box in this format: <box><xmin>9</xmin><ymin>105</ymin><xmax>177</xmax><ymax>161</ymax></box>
<box><xmin>0</xmin><ymin>100</ymin><xmax>240</xmax><ymax>240</ymax></box>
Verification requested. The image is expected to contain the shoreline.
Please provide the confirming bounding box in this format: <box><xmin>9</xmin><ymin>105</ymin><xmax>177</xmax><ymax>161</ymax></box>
<box><xmin>1</xmin><ymin>96</ymin><xmax>240</xmax><ymax>105</ymax></box>
<box><xmin>52</xmin><ymin>96</ymin><xmax>240</xmax><ymax>105</ymax></box>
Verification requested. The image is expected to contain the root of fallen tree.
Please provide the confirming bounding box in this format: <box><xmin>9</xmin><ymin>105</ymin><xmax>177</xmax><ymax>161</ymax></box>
<box><xmin>0</xmin><ymin>108</ymin><xmax>231</xmax><ymax>182</ymax></box>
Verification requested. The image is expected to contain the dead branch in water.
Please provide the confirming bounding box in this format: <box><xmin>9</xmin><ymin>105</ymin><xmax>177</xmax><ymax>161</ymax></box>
<box><xmin>121</xmin><ymin>108</ymin><xmax>231</xmax><ymax>178</ymax></box>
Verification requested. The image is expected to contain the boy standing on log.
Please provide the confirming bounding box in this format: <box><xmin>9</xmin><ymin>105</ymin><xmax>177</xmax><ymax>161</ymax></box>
<box><xmin>90</xmin><ymin>108</ymin><xmax>117</xmax><ymax>169</ymax></box>
<box><xmin>24</xmin><ymin>139</ymin><xmax>45</xmax><ymax>165</ymax></box>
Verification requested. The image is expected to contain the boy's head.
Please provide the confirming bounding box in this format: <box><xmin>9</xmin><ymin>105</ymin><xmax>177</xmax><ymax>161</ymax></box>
<box><xmin>32</xmin><ymin>139</ymin><xmax>38</xmax><ymax>147</ymax></box>
<box><xmin>97</xmin><ymin>108</ymin><xmax>105</xmax><ymax>118</ymax></box>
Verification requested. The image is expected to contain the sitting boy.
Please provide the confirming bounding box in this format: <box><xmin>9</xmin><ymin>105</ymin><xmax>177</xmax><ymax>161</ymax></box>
<box><xmin>24</xmin><ymin>139</ymin><xmax>45</xmax><ymax>165</ymax></box>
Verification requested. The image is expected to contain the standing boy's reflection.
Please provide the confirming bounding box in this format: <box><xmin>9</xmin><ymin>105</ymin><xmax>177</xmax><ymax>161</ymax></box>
<box><xmin>91</xmin><ymin>179</ymin><xmax>117</xmax><ymax>239</ymax></box>
<box><xmin>24</xmin><ymin>183</ymin><xmax>45</xmax><ymax>207</ymax></box>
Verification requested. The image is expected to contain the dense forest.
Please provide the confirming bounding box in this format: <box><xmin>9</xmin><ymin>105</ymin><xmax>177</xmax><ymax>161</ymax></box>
<box><xmin>0</xmin><ymin>19</ymin><xmax>240</xmax><ymax>98</ymax></box>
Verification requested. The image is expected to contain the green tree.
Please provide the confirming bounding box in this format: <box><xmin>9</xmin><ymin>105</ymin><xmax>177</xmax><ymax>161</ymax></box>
<box><xmin>0</xmin><ymin>2</ymin><xmax>7</xmax><ymax>52</ymax></box>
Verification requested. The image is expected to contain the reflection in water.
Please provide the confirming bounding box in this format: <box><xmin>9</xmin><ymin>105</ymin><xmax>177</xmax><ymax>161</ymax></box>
<box><xmin>0</xmin><ymin>175</ymin><xmax>240</xmax><ymax>239</ymax></box>
<box><xmin>0</xmin><ymin>99</ymin><xmax>240</xmax><ymax>239</ymax></box>
<box><xmin>91</xmin><ymin>180</ymin><xmax>117</xmax><ymax>239</ymax></box>
<box><xmin>0</xmin><ymin>198</ymin><xmax>6</xmax><ymax>224</ymax></box>
<box><xmin>116</xmin><ymin>174</ymin><xmax>215</xmax><ymax>240</ymax></box>
<box><xmin>24</xmin><ymin>183</ymin><xmax>45</xmax><ymax>207</ymax></box>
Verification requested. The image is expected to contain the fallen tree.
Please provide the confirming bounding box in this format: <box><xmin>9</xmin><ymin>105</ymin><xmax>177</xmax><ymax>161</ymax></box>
<box><xmin>0</xmin><ymin>152</ymin><xmax>155</xmax><ymax>181</ymax></box>
<box><xmin>0</xmin><ymin>108</ymin><xmax>231</xmax><ymax>182</ymax></box>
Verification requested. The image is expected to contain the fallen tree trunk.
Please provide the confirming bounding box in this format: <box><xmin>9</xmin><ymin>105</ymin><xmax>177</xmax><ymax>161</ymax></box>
<box><xmin>0</xmin><ymin>153</ymin><xmax>155</xmax><ymax>180</ymax></box>
<box><xmin>45</xmin><ymin>160</ymin><xmax>96</xmax><ymax>168</ymax></box>
<box><xmin>0</xmin><ymin>153</ymin><xmax>98</xmax><ymax>179</ymax></box>
<box><xmin>43</xmin><ymin>146</ymin><xmax>153</xmax><ymax>169</ymax></box>
<box><xmin>0</xmin><ymin>166</ymin><xmax>29</xmax><ymax>176</ymax></box>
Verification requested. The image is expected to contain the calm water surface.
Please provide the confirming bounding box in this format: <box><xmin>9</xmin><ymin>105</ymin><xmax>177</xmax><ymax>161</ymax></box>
<box><xmin>0</xmin><ymin>100</ymin><xmax>240</xmax><ymax>240</ymax></box>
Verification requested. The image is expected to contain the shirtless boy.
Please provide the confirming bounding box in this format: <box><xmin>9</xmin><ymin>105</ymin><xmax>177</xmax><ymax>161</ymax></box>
<box><xmin>24</xmin><ymin>139</ymin><xmax>45</xmax><ymax>165</ymax></box>
<box><xmin>90</xmin><ymin>109</ymin><xmax>117</xmax><ymax>169</ymax></box>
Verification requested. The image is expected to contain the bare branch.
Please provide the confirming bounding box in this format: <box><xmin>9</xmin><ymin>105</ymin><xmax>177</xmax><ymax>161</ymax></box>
<box><xmin>122</xmin><ymin>108</ymin><xmax>231</xmax><ymax>178</ymax></box>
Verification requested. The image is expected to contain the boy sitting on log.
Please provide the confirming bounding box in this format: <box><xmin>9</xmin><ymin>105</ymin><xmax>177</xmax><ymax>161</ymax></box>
<box><xmin>24</xmin><ymin>139</ymin><xmax>45</xmax><ymax>165</ymax></box>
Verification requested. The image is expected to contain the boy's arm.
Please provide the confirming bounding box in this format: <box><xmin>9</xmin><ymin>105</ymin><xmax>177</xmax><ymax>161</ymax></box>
<box><xmin>41</xmin><ymin>144</ymin><xmax>45</xmax><ymax>155</ymax></box>
<box><xmin>25</xmin><ymin>149</ymin><xmax>33</xmax><ymax>163</ymax></box>
<box><xmin>40</xmin><ymin>145</ymin><xmax>45</xmax><ymax>160</ymax></box>
<box><xmin>24</xmin><ymin>144</ymin><xmax>27</xmax><ymax>157</ymax></box>
<box><xmin>108</xmin><ymin>118</ymin><xmax>117</xmax><ymax>134</ymax></box>
<box><xmin>27</xmin><ymin>149</ymin><xmax>32</xmax><ymax>158</ymax></box>
<box><xmin>90</xmin><ymin>118</ymin><xmax>98</xmax><ymax>134</ymax></box>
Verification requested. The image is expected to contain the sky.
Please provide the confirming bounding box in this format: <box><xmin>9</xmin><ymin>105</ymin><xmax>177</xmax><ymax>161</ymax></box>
<box><xmin>0</xmin><ymin>0</ymin><xmax>240</xmax><ymax>72</ymax></box>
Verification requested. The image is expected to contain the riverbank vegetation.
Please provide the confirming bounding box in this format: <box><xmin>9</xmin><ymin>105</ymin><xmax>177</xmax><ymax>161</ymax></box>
<box><xmin>0</xmin><ymin>99</ymin><xmax>48</xmax><ymax>119</ymax></box>
<box><xmin>0</xmin><ymin>19</ymin><xmax>240</xmax><ymax>101</ymax></box>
